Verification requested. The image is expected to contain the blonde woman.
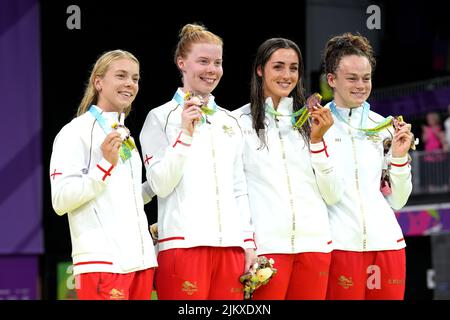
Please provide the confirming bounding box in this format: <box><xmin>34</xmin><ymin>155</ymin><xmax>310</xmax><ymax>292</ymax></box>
<box><xmin>50</xmin><ymin>50</ymin><xmax>157</xmax><ymax>300</ymax></box>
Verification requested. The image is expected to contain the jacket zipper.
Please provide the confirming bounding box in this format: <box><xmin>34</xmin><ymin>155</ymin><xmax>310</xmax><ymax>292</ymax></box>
<box><xmin>275</xmin><ymin>119</ymin><xmax>296</xmax><ymax>252</ymax></box>
<box><xmin>348</xmin><ymin>109</ymin><xmax>367</xmax><ymax>250</ymax></box>
<box><xmin>129</xmin><ymin>156</ymin><xmax>146</xmax><ymax>264</ymax></box>
<box><xmin>209</xmin><ymin>125</ymin><xmax>222</xmax><ymax>245</ymax></box>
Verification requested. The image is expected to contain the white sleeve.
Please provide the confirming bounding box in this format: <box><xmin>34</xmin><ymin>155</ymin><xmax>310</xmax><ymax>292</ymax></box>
<box><xmin>50</xmin><ymin>125</ymin><xmax>113</xmax><ymax>216</ymax></box>
<box><xmin>233</xmin><ymin>134</ymin><xmax>256</xmax><ymax>249</ymax></box>
<box><xmin>386</xmin><ymin>155</ymin><xmax>412</xmax><ymax>210</ymax></box>
<box><xmin>139</xmin><ymin>110</ymin><xmax>193</xmax><ymax>198</ymax></box>
<box><xmin>310</xmin><ymin>139</ymin><xmax>344</xmax><ymax>205</ymax></box>
<box><xmin>141</xmin><ymin>181</ymin><xmax>155</xmax><ymax>205</ymax></box>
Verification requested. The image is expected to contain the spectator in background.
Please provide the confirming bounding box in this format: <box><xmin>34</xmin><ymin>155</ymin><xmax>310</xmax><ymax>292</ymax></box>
<box><xmin>444</xmin><ymin>105</ymin><xmax>450</xmax><ymax>190</ymax></box>
<box><xmin>444</xmin><ymin>104</ymin><xmax>450</xmax><ymax>151</ymax></box>
<box><xmin>423</xmin><ymin>112</ymin><xmax>448</xmax><ymax>152</ymax></box>
<box><xmin>422</xmin><ymin>111</ymin><xmax>448</xmax><ymax>191</ymax></box>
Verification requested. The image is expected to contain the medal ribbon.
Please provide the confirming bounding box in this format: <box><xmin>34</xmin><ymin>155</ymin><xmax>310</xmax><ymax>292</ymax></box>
<box><xmin>265</xmin><ymin>104</ymin><xmax>309</xmax><ymax>128</ymax></box>
<box><xmin>173</xmin><ymin>90</ymin><xmax>217</xmax><ymax>124</ymax></box>
<box><xmin>89</xmin><ymin>105</ymin><xmax>134</xmax><ymax>161</ymax></box>
<box><xmin>329</xmin><ymin>101</ymin><xmax>394</xmax><ymax>136</ymax></box>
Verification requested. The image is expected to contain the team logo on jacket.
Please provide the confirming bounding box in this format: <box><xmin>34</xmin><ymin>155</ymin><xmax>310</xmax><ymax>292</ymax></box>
<box><xmin>366</xmin><ymin>134</ymin><xmax>382</xmax><ymax>143</ymax></box>
<box><xmin>109</xmin><ymin>288</ymin><xmax>125</xmax><ymax>299</ymax></box>
<box><xmin>338</xmin><ymin>275</ymin><xmax>354</xmax><ymax>289</ymax></box>
<box><xmin>182</xmin><ymin>281</ymin><xmax>198</xmax><ymax>295</ymax></box>
<box><xmin>222</xmin><ymin>125</ymin><xmax>235</xmax><ymax>137</ymax></box>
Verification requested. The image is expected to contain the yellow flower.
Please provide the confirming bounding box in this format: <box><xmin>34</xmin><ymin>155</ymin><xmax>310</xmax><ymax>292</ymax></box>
<box><xmin>239</xmin><ymin>255</ymin><xmax>278</xmax><ymax>300</ymax></box>
<box><xmin>256</xmin><ymin>267</ymin><xmax>273</xmax><ymax>282</ymax></box>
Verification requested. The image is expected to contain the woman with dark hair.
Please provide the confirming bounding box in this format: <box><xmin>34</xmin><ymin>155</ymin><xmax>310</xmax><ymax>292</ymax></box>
<box><xmin>233</xmin><ymin>38</ymin><xmax>338</xmax><ymax>299</ymax></box>
<box><xmin>322</xmin><ymin>33</ymin><xmax>413</xmax><ymax>300</ymax></box>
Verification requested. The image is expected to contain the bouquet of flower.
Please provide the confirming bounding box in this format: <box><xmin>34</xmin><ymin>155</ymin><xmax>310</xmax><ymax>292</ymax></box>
<box><xmin>239</xmin><ymin>256</ymin><xmax>277</xmax><ymax>300</ymax></box>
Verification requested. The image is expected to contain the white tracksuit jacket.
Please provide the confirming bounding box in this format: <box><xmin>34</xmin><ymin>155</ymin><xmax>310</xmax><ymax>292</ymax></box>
<box><xmin>139</xmin><ymin>89</ymin><xmax>255</xmax><ymax>252</ymax></box>
<box><xmin>323</xmin><ymin>101</ymin><xmax>412</xmax><ymax>252</ymax></box>
<box><xmin>233</xmin><ymin>97</ymin><xmax>340</xmax><ymax>255</ymax></box>
<box><xmin>50</xmin><ymin>106</ymin><xmax>157</xmax><ymax>275</ymax></box>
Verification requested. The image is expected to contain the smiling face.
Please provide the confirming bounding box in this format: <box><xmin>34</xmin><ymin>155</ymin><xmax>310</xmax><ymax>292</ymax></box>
<box><xmin>327</xmin><ymin>54</ymin><xmax>372</xmax><ymax>108</ymax></box>
<box><xmin>258</xmin><ymin>48</ymin><xmax>299</xmax><ymax>108</ymax></box>
<box><xmin>95</xmin><ymin>58</ymin><xmax>139</xmax><ymax>112</ymax></box>
<box><xmin>177</xmin><ymin>42</ymin><xmax>223</xmax><ymax>97</ymax></box>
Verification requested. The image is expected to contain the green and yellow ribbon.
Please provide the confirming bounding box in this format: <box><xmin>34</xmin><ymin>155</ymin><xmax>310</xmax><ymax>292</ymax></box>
<box><xmin>265</xmin><ymin>104</ymin><xmax>309</xmax><ymax>129</ymax></box>
<box><xmin>184</xmin><ymin>91</ymin><xmax>216</xmax><ymax>123</ymax></box>
<box><xmin>330</xmin><ymin>101</ymin><xmax>403</xmax><ymax>136</ymax></box>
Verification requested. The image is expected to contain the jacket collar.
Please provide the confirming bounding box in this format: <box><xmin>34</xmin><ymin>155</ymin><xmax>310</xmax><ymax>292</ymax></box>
<box><xmin>265</xmin><ymin>96</ymin><xmax>293</xmax><ymax>115</ymax></box>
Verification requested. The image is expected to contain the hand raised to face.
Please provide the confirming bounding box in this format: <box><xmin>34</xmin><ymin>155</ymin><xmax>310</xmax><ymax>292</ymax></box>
<box><xmin>101</xmin><ymin>131</ymin><xmax>122</xmax><ymax>166</ymax></box>
<box><xmin>181</xmin><ymin>95</ymin><xmax>203</xmax><ymax>137</ymax></box>
<box><xmin>392</xmin><ymin>118</ymin><xmax>415</xmax><ymax>158</ymax></box>
<box><xmin>305</xmin><ymin>93</ymin><xmax>334</xmax><ymax>143</ymax></box>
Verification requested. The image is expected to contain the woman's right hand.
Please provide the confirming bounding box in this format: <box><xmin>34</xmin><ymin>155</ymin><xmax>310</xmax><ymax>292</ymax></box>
<box><xmin>181</xmin><ymin>99</ymin><xmax>202</xmax><ymax>136</ymax></box>
<box><xmin>309</xmin><ymin>106</ymin><xmax>334</xmax><ymax>143</ymax></box>
<box><xmin>101</xmin><ymin>131</ymin><xmax>122</xmax><ymax>166</ymax></box>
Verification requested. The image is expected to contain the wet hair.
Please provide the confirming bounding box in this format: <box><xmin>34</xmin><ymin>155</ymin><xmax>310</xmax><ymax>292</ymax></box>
<box><xmin>250</xmin><ymin>38</ymin><xmax>309</xmax><ymax>148</ymax></box>
<box><xmin>174</xmin><ymin>23</ymin><xmax>223</xmax><ymax>70</ymax></box>
<box><xmin>77</xmin><ymin>50</ymin><xmax>139</xmax><ymax>117</ymax></box>
<box><xmin>323</xmin><ymin>32</ymin><xmax>376</xmax><ymax>76</ymax></box>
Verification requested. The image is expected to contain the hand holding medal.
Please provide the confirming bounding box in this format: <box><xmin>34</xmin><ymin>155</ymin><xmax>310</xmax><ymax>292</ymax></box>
<box><xmin>306</xmin><ymin>93</ymin><xmax>334</xmax><ymax>143</ymax></box>
<box><xmin>391</xmin><ymin>116</ymin><xmax>418</xmax><ymax>157</ymax></box>
<box><xmin>379</xmin><ymin>116</ymin><xmax>417</xmax><ymax>196</ymax></box>
<box><xmin>113</xmin><ymin>113</ymin><xmax>130</xmax><ymax>141</ymax></box>
<box><xmin>185</xmin><ymin>91</ymin><xmax>215</xmax><ymax>116</ymax></box>
<box><xmin>111</xmin><ymin>113</ymin><xmax>136</xmax><ymax>161</ymax></box>
<box><xmin>306</xmin><ymin>93</ymin><xmax>324</xmax><ymax>113</ymax></box>
<box><xmin>181</xmin><ymin>91</ymin><xmax>204</xmax><ymax>136</ymax></box>
<box><xmin>101</xmin><ymin>131</ymin><xmax>123</xmax><ymax>166</ymax></box>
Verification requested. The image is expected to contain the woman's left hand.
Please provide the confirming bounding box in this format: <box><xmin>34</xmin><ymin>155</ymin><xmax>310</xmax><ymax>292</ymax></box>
<box><xmin>392</xmin><ymin>119</ymin><xmax>414</xmax><ymax>157</ymax></box>
<box><xmin>244</xmin><ymin>248</ymin><xmax>257</xmax><ymax>273</ymax></box>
